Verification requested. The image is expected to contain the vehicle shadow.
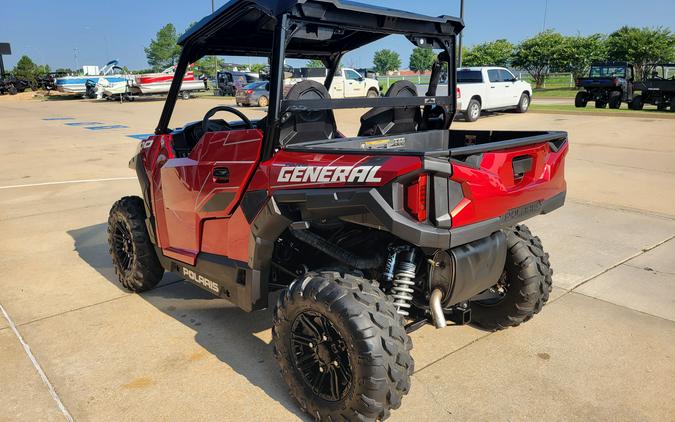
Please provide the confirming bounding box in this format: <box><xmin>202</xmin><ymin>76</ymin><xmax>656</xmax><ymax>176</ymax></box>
<box><xmin>68</xmin><ymin>223</ymin><xmax>309</xmax><ymax>420</ymax></box>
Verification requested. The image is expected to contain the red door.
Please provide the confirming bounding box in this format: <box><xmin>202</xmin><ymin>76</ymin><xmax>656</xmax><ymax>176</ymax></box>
<box><xmin>158</xmin><ymin>129</ymin><xmax>263</xmax><ymax>264</ymax></box>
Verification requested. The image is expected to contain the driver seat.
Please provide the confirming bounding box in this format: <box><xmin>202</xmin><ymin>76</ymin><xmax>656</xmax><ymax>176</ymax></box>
<box><xmin>278</xmin><ymin>80</ymin><xmax>337</xmax><ymax>146</ymax></box>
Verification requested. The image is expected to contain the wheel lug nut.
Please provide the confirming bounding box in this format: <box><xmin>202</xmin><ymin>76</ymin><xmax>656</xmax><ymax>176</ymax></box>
<box><xmin>319</xmin><ymin>366</ymin><xmax>324</xmax><ymax>373</ymax></box>
<box><xmin>322</xmin><ymin>335</ymin><xmax>328</xmax><ymax>341</ymax></box>
<box><xmin>332</xmin><ymin>361</ymin><xmax>338</xmax><ymax>367</ymax></box>
<box><xmin>308</xmin><ymin>342</ymin><xmax>314</xmax><ymax>348</ymax></box>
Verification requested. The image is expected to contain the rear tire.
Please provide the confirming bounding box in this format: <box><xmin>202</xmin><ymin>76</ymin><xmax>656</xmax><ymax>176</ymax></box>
<box><xmin>8</xmin><ymin>85</ymin><xmax>18</xmax><ymax>95</ymax></box>
<box><xmin>470</xmin><ymin>225</ymin><xmax>553</xmax><ymax>331</ymax></box>
<box><xmin>574</xmin><ymin>92</ymin><xmax>588</xmax><ymax>108</ymax></box>
<box><xmin>107</xmin><ymin>196</ymin><xmax>164</xmax><ymax>292</ymax></box>
<box><xmin>515</xmin><ymin>92</ymin><xmax>530</xmax><ymax>113</ymax></box>
<box><xmin>464</xmin><ymin>98</ymin><xmax>481</xmax><ymax>122</ymax></box>
<box><xmin>608</xmin><ymin>91</ymin><xmax>622</xmax><ymax>109</ymax></box>
<box><xmin>257</xmin><ymin>95</ymin><xmax>269</xmax><ymax>107</ymax></box>
<box><xmin>273</xmin><ymin>271</ymin><xmax>413</xmax><ymax>421</ymax></box>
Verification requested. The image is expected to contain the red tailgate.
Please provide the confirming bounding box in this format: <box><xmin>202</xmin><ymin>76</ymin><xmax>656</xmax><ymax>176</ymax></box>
<box><xmin>449</xmin><ymin>140</ymin><xmax>568</xmax><ymax>228</ymax></box>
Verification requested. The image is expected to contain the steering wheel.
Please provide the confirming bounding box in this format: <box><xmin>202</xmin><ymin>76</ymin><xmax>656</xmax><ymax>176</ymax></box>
<box><xmin>201</xmin><ymin>106</ymin><xmax>253</xmax><ymax>133</ymax></box>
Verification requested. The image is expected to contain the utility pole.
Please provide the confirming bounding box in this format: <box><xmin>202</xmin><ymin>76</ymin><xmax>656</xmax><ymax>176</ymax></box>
<box><xmin>73</xmin><ymin>48</ymin><xmax>79</xmax><ymax>73</ymax></box>
<box><xmin>457</xmin><ymin>0</ymin><xmax>464</xmax><ymax>68</ymax></box>
<box><xmin>542</xmin><ymin>0</ymin><xmax>549</xmax><ymax>32</ymax></box>
<box><xmin>212</xmin><ymin>0</ymin><xmax>217</xmax><ymax>88</ymax></box>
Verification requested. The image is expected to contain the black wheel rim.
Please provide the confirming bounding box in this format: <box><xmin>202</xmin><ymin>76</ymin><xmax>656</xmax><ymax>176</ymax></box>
<box><xmin>290</xmin><ymin>311</ymin><xmax>352</xmax><ymax>402</ymax></box>
<box><xmin>112</xmin><ymin>221</ymin><xmax>134</xmax><ymax>272</ymax></box>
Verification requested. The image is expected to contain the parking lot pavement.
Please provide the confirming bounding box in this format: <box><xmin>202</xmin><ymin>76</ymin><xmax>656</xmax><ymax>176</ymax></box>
<box><xmin>1</xmin><ymin>98</ymin><xmax>674</xmax><ymax>421</ymax></box>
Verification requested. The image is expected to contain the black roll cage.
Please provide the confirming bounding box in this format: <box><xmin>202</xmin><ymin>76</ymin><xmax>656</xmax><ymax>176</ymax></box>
<box><xmin>155</xmin><ymin>1</ymin><xmax>461</xmax><ymax>162</ymax></box>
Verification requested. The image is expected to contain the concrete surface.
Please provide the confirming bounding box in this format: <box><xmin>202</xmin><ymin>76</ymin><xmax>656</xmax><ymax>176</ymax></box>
<box><xmin>1</xmin><ymin>96</ymin><xmax>674</xmax><ymax>421</ymax></box>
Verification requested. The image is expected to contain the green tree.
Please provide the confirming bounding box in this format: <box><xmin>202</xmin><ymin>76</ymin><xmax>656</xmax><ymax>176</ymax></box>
<box><xmin>306</xmin><ymin>59</ymin><xmax>325</xmax><ymax>68</ymax></box>
<box><xmin>512</xmin><ymin>30</ymin><xmax>567</xmax><ymax>88</ymax></box>
<box><xmin>144</xmin><ymin>23</ymin><xmax>182</xmax><ymax>71</ymax></box>
<box><xmin>409</xmin><ymin>47</ymin><xmax>435</xmax><ymax>73</ymax></box>
<box><xmin>463</xmin><ymin>39</ymin><xmax>514</xmax><ymax>67</ymax></box>
<box><xmin>558</xmin><ymin>34</ymin><xmax>607</xmax><ymax>80</ymax></box>
<box><xmin>373</xmin><ymin>49</ymin><xmax>401</xmax><ymax>74</ymax></box>
<box><xmin>194</xmin><ymin>56</ymin><xmax>224</xmax><ymax>79</ymax></box>
<box><xmin>12</xmin><ymin>55</ymin><xmax>39</xmax><ymax>81</ymax></box>
<box><xmin>250</xmin><ymin>63</ymin><xmax>267</xmax><ymax>74</ymax></box>
<box><xmin>606</xmin><ymin>26</ymin><xmax>675</xmax><ymax>80</ymax></box>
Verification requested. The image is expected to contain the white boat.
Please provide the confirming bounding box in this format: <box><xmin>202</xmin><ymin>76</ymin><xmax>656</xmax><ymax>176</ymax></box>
<box><xmin>55</xmin><ymin>60</ymin><xmax>131</xmax><ymax>94</ymax></box>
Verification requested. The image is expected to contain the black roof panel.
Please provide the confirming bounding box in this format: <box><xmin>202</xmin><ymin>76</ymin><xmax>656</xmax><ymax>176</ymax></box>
<box><xmin>178</xmin><ymin>0</ymin><xmax>463</xmax><ymax>61</ymax></box>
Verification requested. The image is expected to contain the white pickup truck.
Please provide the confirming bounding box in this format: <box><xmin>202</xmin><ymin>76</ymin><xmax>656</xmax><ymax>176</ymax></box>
<box><xmin>418</xmin><ymin>67</ymin><xmax>533</xmax><ymax>122</ymax></box>
<box><xmin>286</xmin><ymin>67</ymin><xmax>380</xmax><ymax>98</ymax></box>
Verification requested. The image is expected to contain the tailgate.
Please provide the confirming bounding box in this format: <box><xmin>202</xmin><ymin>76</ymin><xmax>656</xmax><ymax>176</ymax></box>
<box><xmin>446</xmin><ymin>133</ymin><xmax>568</xmax><ymax>242</ymax></box>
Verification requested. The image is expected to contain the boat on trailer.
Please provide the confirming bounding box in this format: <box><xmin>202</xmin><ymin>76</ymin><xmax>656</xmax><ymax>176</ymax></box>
<box><xmin>133</xmin><ymin>66</ymin><xmax>205</xmax><ymax>95</ymax></box>
<box><xmin>55</xmin><ymin>60</ymin><xmax>130</xmax><ymax>94</ymax></box>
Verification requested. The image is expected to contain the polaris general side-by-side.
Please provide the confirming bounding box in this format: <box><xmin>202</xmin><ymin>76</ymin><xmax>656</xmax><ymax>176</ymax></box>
<box><xmin>107</xmin><ymin>1</ymin><xmax>568</xmax><ymax>419</ymax></box>
<box><xmin>575</xmin><ymin>62</ymin><xmax>635</xmax><ymax>109</ymax></box>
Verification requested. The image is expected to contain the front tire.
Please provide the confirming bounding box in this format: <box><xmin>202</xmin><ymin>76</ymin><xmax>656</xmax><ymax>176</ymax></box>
<box><xmin>366</xmin><ymin>88</ymin><xmax>379</xmax><ymax>98</ymax></box>
<box><xmin>470</xmin><ymin>225</ymin><xmax>553</xmax><ymax>331</ymax></box>
<box><xmin>515</xmin><ymin>92</ymin><xmax>530</xmax><ymax>113</ymax></box>
<box><xmin>629</xmin><ymin>95</ymin><xmax>644</xmax><ymax>110</ymax></box>
<box><xmin>464</xmin><ymin>98</ymin><xmax>481</xmax><ymax>122</ymax></box>
<box><xmin>107</xmin><ymin>196</ymin><xmax>164</xmax><ymax>292</ymax></box>
<box><xmin>608</xmin><ymin>91</ymin><xmax>622</xmax><ymax>109</ymax></box>
<box><xmin>273</xmin><ymin>272</ymin><xmax>413</xmax><ymax>421</ymax></box>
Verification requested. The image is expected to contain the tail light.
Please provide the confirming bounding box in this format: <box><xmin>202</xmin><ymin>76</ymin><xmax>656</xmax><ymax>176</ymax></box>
<box><xmin>575</xmin><ymin>78</ymin><xmax>581</xmax><ymax>87</ymax></box>
<box><xmin>405</xmin><ymin>174</ymin><xmax>428</xmax><ymax>222</ymax></box>
<box><xmin>456</xmin><ymin>87</ymin><xmax>461</xmax><ymax>99</ymax></box>
<box><xmin>246</xmin><ymin>89</ymin><xmax>254</xmax><ymax>95</ymax></box>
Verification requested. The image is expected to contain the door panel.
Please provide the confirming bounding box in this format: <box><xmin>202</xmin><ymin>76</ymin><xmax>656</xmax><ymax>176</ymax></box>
<box><xmin>499</xmin><ymin>69</ymin><xmax>520</xmax><ymax>106</ymax></box>
<box><xmin>486</xmin><ymin>69</ymin><xmax>508</xmax><ymax>107</ymax></box>
<box><xmin>159</xmin><ymin>129</ymin><xmax>263</xmax><ymax>264</ymax></box>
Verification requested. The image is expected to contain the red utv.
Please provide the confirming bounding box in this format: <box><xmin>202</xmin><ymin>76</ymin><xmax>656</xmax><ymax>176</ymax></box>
<box><xmin>108</xmin><ymin>0</ymin><xmax>568</xmax><ymax>419</ymax></box>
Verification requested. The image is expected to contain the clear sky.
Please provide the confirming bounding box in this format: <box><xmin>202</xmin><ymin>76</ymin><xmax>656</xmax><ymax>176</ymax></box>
<box><xmin>1</xmin><ymin>0</ymin><xmax>673</xmax><ymax>71</ymax></box>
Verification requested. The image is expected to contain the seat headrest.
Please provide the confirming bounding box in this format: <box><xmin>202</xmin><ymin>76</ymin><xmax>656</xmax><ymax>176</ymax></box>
<box><xmin>279</xmin><ymin>80</ymin><xmax>337</xmax><ymax>146</ymax></box>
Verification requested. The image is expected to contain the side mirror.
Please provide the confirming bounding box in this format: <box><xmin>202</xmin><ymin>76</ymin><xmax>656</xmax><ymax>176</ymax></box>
<box><xmin>358</xmin><ymin>77</ymin><xmax>364</xmax><ymax>82</ymax></box>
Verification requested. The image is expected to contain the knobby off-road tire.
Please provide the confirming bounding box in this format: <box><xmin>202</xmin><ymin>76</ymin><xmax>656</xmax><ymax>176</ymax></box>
<box><xmin>574</xmin><ymin>91</ymin><xmax>588</xmax><ymax>108</ymax></box>
<box><xmin>107</xmin><ymin>196</ymin><xmax>164</xmax><ymax>292</ymax></box>
<box><xmin>273</xmin><ymin>271</ymin><xmax>414</xmax><ymax>421</ymax></box>
<box><xmin>471</xmin><ymin>225</ymin><xmax>553</xmax><ymax>331</ymax></box>
<box><xmin>608</xmin><ymin>91</ymin><xmax>622</xmax><ymax>109</ymax></box>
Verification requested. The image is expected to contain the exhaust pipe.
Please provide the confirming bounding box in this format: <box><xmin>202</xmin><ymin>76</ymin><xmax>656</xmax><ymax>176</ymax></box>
<box><xmin>430</xmin><ymin>288</ymin><xmax>446</xmax><ymax>328</ymax></box>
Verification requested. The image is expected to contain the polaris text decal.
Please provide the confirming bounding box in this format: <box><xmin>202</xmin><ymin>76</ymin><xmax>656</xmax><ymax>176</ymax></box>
<box><xmin>277</xmin><ymin>165</ymin><xmax>382</xmax><ymax>184</ymax></box>
<box><xmin>182</xmin><ymin>267</ymin><xmax>220</xmax><ymax>294</ymax></box>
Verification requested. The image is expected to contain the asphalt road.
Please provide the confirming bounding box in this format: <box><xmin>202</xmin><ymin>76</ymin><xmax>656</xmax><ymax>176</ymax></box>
<box><xmin>1</xmin><ymin>96</ymin><xmax>674</xmax><ymax>421</ymax></box>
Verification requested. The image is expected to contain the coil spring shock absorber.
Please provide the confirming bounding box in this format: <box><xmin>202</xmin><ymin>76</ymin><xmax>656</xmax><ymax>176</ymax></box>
<box><xmin>391</xmin><ymin>248</ymin><xmax>417</xmax><ymax>316</ymax></box>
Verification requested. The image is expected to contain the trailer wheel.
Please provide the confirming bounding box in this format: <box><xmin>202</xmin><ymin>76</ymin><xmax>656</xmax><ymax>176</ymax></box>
<box><xmin>608</xmin><ymin>92</ymin><xmax>622</xmax><ymax>109</ymax></box>
<box><xmin>629</xmin><ymin>95</ymin><xmax>644</xmax><ymax>110</ymax></box>
<box><xmin>273</xmin><ymin>271</ymin><xmax>413</xmax><ymax>421</ymax></box>
<box><xmin>470</xmin><ymin>225</ymin><xmax>553</xmax><ymax>331</ymax></box>
<box><xmin>180</xmin><ymin>91</ymin><xmax>191</xmax><ymax>100</ymax></box>
<box><xmin>108</xmin><ymin>196</ymin><xmax>164</xmax><ymax>292</ymax></box>
<box><xmin>574</xmin><ymin>92</ymin><xmax>588</xmax><ymax>108</ymax></box>
<box><xmin>594</xmin><ymin>100</ymin><xmax>607</xmax><ymax>109</ymax></box>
